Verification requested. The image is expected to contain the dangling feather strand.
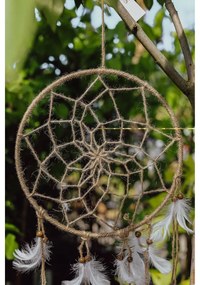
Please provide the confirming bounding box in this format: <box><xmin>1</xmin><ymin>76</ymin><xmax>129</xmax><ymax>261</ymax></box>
<box><xmin>128</xmin><ymin>232</ymin><xmax>171</xmax><ymax>275</ymax></box>
<box><xmin>148</xmin><ymin>246</ymin><xmax>172</xmax><ymax>274</ymax></box>
<box><xmin>13</xmin><ymin>237</ymin><xmax>52</xmax><ymax>273</ymax></box>
<box><xmin>151</xmin><ymin>198</ymin><xmax>193</xmax><ymax>241</ymax></box>
<box><xmin>62</xmin><ymin>257</ymin><xmax>110</xmax><ymax>285</ymax></box>
<box><xmin>85</xmin><ymin>258</ymin><xmax>110</xmax><ymax>285</ymax></box>
<box><xmin>61</xmin><ymin>263</ymin><xmax>84</xmax><ymax>285</ymax></box>
<box><xmin>174</xmin><ymin>198</ymin><xmax>193</xmax><ymax>234</ymax></box>
<box><xmin>115</xmin><ymin>257</ymin><xmax>134</xmax><ymax>284</ymax></box>
<box><xmin>115</xmin><ymin>234</ymin><xmax>146</xmax><ymax>285</ymax></box>
<box><xmin>128</xmin><ymin>251</ymin><xmax>146</xmax><ymax>285</ymax></box>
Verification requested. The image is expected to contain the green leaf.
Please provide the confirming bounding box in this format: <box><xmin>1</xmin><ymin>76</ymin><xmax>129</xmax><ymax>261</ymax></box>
<box><xmin>153</xmin><ymin>9</ymin><xmax>165</xmax><ymax>39</ymax></box>
<box><xmin>5</xmin><ymin>234</ymin><xmax>19</xmax><ymax>260</ymax></box>
<box><xmin>73</xmin><ymin>37</ymin><xmax>84</xmax><ymax>50</ymax></box>
<box><xmin>36</xmin><ymin>0</ymin><xmax>65</xmax><ymax>31</ymax></box>
<box><xmin>150</xmin><ymin>269</ymin><xmax>172</xmax><ymax>285</ymax></box>
<box><xmin>157</xmin><ymin>0</ymin><xmax>165</xmax><ymax>6</ymax></box>
<box><xmin>5</xmin><ymin>223</ymin><xmax>20</xmax><ymax>234</ymax></box>
<box><xmin>5</xmin><ymin>0</ymin><xmax>37</xmax><ymax>84</ymax></box>
<box><xmin>151</xmin><ymin>263</ymin><xmax>180</xmax><ymax>285</ymax></box>
<box><xmin>5</xmin><ymin>200</ymin><xmax>15</xmax><ymax>210</ymax></box>
<box><xmin>144</xmin><ymin>0</ymin><xmax>153</xmax><ymax>10</ymax></box>
<box><xmin>180</xmin><ymin>280</ymin><xmax>190</xmax><ymax>285</ymax></box>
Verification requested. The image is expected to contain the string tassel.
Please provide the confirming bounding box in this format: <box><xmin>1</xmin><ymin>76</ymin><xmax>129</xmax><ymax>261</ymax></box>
<box><xmin>115</xmin><ymin>253</ymin><xmax>145</xmax><ymax>285</ymax></box>
<box><xmin>115</xmin><ymin>256</ymin><xmax>134</xmax><ymax>284</ymax></box>
<box><xmin>13</xmin><ymin>237</ymin><xmax>52</xmax><ymax>273</ymax></box>
<box><xmin>62</xmin><ymin>257</ymin><xmax>110</xmax><ymax>285</ymax></box>
<box><xmin>115</xmin><ymin>235</ymin><xmax>145</xmax><ymax>285</ymax></box>
<box><xmin>128</xmin><ymin>233</ymin><xmax>172</xmax><ymax>275</ymax></box>
<box><xmin>151</xmin><ymin>197</ymin><xmax>193</xmax><ymax>242</ymax></box>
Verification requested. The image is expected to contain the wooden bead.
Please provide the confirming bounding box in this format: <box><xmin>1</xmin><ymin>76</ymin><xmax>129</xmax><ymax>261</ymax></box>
<box><xmin>117</xmin><ymin>254</ymin><xmax>124</xmax><ymax>261</ymax></box>
<box><xmin>78</xmin><ymin>257</ymin><xmax>85</xmax><ymax>263</ymax></box>
<box><xmin>146</xmin><ymin>238</ymin><xmax>153</xmax><ymax>245</ymax></box>
<box><xmin>127</xmin><ymin>256</ymin><xmax>133</xmax><ymax>263</ymax></box>
<box><xmin>84</xmin><ymin>255</ymin><xmax>92</xmax><ymax>262</ymax></box>
<box><xmin>135</xmin><ymin>231</ymin><xmax>141</xmax><ymax>238</ymax></box>
<box><xmin>36</xmin><ymin>231</ymin><xmax>44</xmax><ymax>238</ymax></box>
<box><xmin>177</xmin><ymin>193</ymin><xmax>184</xmax><ymax>200</ymax></box>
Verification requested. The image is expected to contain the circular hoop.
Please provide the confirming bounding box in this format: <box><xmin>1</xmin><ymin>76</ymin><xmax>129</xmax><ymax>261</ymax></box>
<box><xmin>15</xmin><ymin>68</ymin><xmax>183</xmax><ymax>239</ymax></box>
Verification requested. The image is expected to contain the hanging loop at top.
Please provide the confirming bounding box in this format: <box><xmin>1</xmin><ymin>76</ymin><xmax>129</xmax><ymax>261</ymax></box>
<box><xmin>101</xmin><ymin>0</ymin><xmax>106</xmax><ymax>67</ymax></box>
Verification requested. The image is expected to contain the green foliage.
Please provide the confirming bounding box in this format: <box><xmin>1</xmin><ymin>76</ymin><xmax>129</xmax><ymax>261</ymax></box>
<box><xmin>144</xmin><ymin>0</ymin><xmax>154</xmax><ymax>10</ymax></box>
<box><xmin>180</xmin><ymin>280</ymin><xmax>190</xmax><ymax>285</ymax></box>
<box><xmin>5</xmin><ymin>223</ymin><xmax>20</xmax><ymax>235</ymax></box>
<box><xmin>157</xmin><ymin>0</ymin><xmax>165</xmax><ymax>6</ymax></box>
<box><xmin>150</xmin><ymin>269</ymin><xmax>172</xmax><ymax>285</ymax></box>
<box><xmin>182</xmin><ymin>153</ymin><xmax>195</xmax><ymax>196</ymax></box>
<box><xmin>5</xmin><ymin>234</ymin><xmax>19</xmax><ymax>260</ymax></box>
<box><xmin>5</xmin><ymin>0</ymin><xmax>37</xmax><ymax>83</ymax></box>
<box><xmin>36</xmin><ymin>0</ymin><xmax>65</xmax><ymax>31</ymax></box>
<box><xmin>153</xmin><ymin>9</ymin><xmax>165</xmax><ymax>41</ymax></box>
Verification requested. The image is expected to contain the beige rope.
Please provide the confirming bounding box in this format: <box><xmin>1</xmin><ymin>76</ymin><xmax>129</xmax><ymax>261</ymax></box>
<box><xmin>37</xmin><ymin>213</ymin><xmax>47</xmax><ymax>285</ymax></box>
<box><xmin>40</xmin><ymin>238</ymin><xmax>47</xmax><ymax>285</ymax></box>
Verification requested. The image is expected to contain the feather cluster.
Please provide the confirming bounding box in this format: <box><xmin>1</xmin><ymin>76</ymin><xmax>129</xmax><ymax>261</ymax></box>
<box><xmin>13</xmin><ymin>237</ymin><xmax>52</xmax><ymax>273</ymax></box>
<box><xmin>115</xmin><ymin>233</ymin><xmax>171</xmax><ymax>283</ymax></box>
<box><xmin>115</xmin><ymin>251</ymin><xmax>145</xmax><ymax>285</ymax></box>
<box><xmin>62</xmin><ymin>257</ymin><xmax>110</xmax><ymax>285</ymax></box>
<box><xmin>115</xmin><ymin>235</ymin><xmax>145</xmax><ymax>285</ymax></box>
<box><xmin>151</xmin><ymin>198</ymin><xmax>194</xmax><ymax>242</ymax></box>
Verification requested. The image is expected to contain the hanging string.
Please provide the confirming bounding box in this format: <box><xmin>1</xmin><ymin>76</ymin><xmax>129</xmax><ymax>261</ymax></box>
<box><xmin>144</xmin><ymin>224</ymin><xmax>152</xmax><ymax>285</ymax></box>
<box><xmin>37</xmin><ymin>212</ymin><xmax>47</xmax><ymax>285</ymax></box>
<box><xmin>78</xmin><ymin>238</ymin><xmax>90</xmax><ymax>259</ymax></box>
<box><xmin>101</xmin><ymin>0</ymin><xmax>106</xmax><ymax>67</ymax></box>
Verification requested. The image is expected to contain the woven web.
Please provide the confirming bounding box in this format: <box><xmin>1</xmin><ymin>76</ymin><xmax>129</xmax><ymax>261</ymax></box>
<box><xmin>17</xmin><ymin>70</ymin><xmax>181</xmax><ymax>235</ymax></box>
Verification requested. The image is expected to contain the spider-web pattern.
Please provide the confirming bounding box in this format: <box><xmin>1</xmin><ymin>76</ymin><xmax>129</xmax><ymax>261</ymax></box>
<box><xmin>17</xmin><ymin>70</ymin><xmax>181</xmax><ymax>234</ymax></box>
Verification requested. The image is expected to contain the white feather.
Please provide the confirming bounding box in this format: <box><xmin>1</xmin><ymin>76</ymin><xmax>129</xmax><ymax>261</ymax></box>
<box><xmin>85</xmin><ymin>258</ymin><xmax>110</xmax><ymax>285</ymax></box>
<box><xmin>61</xmin><ymin>263</ymin><xmax>84</xmax><ymax>285</ymax></box>
<box><xmin>128</xmin><ymin>232</ymin><xmax>171</xmax><ymax>276</ymax></box>
<box><xmin>148</xmin><ymin>246</ymin><xmax>172</xmax><ymax>274</ymax></box>
<box><xmin>13</xmin><ymin>237</ymin><xmax>52</xmax><ymax>273</ymax></box>
<box><xmin>151</xmin><ymin>198</ymin><xmax>193</xmax><ymax>241</ymax></box>
<box><xmin>130</xmin><ymin>235</ymin><xmax>146</xmax><ymax>284</ymax></box>
<box><xmin>151</xmin><ymin>203</ymin><xmax>175</xmax><ymax>242</ymax></box>
<box><xmin>174</xmin><ymin>199</ymin><xmax>194</xmax><ymax>234</ymax></box>
<box><xmin>128</xmin><ymin>234</ymin><xmax>146</xmax><ymax>254</ymax></box>
<box><xmin>120</xmin><ymin>235</ymin><xmax>146</xmax><ymax>285</ymax></box>
<box><xmin>61</xmin><ymin>258</ymin><xmax>110</xmax><ymax>285</ymax></box>
<box><xmin>13</xmin><ymin>238</ymin><xmax>41</xmax><ymax>262</ymax></box>
<box><xmin>128</xmin><ymin>251</ymin><xmax>146</xmax><ymax>285</ymax></box>
<box><xmin>115</xmin><ymin>258</ymin><xmax>134</xmax><ymax>284</ymax></box>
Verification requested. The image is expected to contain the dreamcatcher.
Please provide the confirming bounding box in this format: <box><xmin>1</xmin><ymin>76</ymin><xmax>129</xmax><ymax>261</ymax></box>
<box><xmin>13</xmin><ymin>1</ymin><xmax>193</xmax><ymax>284</ymax></box>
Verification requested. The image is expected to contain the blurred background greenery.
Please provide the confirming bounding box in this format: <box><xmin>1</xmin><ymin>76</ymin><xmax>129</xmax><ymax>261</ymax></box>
<box><xmin>5</xmin><ymin>0</ymin><xmax>194</xmax><ymax>284</ymax></box>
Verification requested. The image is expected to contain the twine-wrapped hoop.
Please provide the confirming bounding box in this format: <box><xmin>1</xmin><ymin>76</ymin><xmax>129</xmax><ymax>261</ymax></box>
<box><xmin>15</xmin><ymin>68</ymin><xmax>183</xmax><ymax>239</ymax></box>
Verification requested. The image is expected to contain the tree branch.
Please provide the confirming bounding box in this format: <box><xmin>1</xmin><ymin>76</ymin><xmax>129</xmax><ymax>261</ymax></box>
<box><xmin>165</xmin><ymin>0</ymin><xmax>195</xmax><ymax>83</ymax></box>
<box><xmin>115</xmin><ymin>1</ymin><xmax>194</xmax><ymax>110</ymax></box>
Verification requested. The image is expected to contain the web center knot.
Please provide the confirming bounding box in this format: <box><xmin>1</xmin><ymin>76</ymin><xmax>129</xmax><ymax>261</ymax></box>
<box><xmin>89</xmin><ymin>147</ymin><xmax>106</xmax><ymax>165</ymax></box>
